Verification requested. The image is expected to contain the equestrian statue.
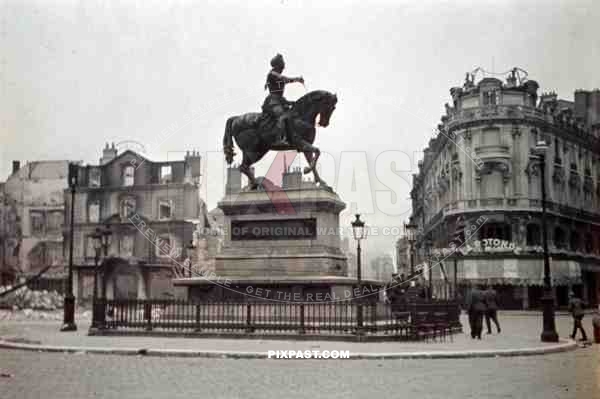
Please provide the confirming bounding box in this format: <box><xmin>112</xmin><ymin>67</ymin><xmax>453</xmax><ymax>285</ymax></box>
<box><xmin>223</xmin><ymin>53</ymin><xmax>337</xmax><ymax>190</ymax></box>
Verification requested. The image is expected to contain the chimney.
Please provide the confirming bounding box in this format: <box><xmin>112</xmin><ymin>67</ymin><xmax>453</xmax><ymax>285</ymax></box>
<box><xmin>12</xmin><ymin>161</ymin><xmax>20</xmax><ymax>175</ymax></box>
<box><xmin>184</xmin><ymin>150</ymin><xmax>202</xmax><ymax>181</ymax></box>
<box><xmin>99</xmin><ymin>142</ymin><xmax>118</xmax><ymax>165</ymax></box>
<box><xmin>282</xmin><ymin>166</ymin><xmax>302</xmax><ymax>189</ymax></box>
<box><xmin>226</xmin><ymin>165</ymin><xmax>241</xmax><ymax>195</ymax></box>
<box><xmin>574</xmin><ymin>89</ymin><xmax>600</xmax><ymax>128</ymax></box>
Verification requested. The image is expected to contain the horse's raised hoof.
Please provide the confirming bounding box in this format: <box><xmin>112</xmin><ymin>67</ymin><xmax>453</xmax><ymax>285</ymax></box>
<box><xmin>303</xmin><ymin>166</ymin><xmax>312</xmax><ymax>174</ymax></box>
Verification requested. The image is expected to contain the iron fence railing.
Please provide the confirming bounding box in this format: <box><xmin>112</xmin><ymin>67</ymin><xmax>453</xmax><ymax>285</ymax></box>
<box><xmin>91</xmin><ymin>298</ymin><xmax>462</xmax><ymax>341</ymax></box>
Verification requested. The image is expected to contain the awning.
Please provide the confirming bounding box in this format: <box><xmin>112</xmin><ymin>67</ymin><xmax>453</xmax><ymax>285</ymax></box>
<box><xmin>445</xmin><ymin>257</ymin><xmax>583</xmax><ymax>286</ymax></box>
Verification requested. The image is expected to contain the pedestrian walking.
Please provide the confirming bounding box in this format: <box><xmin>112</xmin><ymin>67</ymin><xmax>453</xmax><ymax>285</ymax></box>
<box><xmin>467</xmin><ymin>284</ymin><xmax>487</xmax><ymax>339</ymax></box>
<box><xmin>568</xmin><ymin>291</ymin><xmax>588</xmax><ymax>342</ymax></box>
<box><xmin>483</xmin><ymin>284</ymin><xmax>501</xmax><ymax>334</ymax></box>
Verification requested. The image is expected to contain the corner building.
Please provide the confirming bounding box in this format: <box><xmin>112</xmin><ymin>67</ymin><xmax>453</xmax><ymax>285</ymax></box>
<box><xmin>410</xmin><ymin>69</ymin><xmax>600</xmax><ymax>309</ymax></box>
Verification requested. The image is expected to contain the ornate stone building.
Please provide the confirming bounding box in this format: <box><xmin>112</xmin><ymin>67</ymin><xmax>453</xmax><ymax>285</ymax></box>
<box><xmin>410</xmin><ymin>69</ymin><xmax>600</xmax><ymax>309</ymax></box>
<box><xmin>70</xmin><ymin>144</ymin><xmax>206</xmax><ymax>301</ymax></box>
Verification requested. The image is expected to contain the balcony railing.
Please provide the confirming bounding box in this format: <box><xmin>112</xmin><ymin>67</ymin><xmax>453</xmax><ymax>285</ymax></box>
<box><xmin>447</xmin><ymin>105</ymin><xmax>549</xmax><ymax>129</ymax></box>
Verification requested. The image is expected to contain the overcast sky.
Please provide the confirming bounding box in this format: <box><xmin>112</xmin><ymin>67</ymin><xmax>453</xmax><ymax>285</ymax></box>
<box><xmin>1</xmin><ymin>0</ymin><xmax>599</xmax><ymax>258</ymax></box>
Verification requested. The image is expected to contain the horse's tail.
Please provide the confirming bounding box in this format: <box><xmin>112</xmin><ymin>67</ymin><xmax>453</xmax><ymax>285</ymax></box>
<box><xmin>223</xmin><ymin>116</ymin><xmax>235</xmax><ymax>165</ymax></box>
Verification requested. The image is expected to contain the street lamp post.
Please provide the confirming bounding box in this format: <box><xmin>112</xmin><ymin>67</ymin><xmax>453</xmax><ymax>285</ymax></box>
<box><xmin>453</xmin><ymin>256</ymin><xmax>459</xmax><ymax>299</ymax></box>
<box><xmin>90</xmin><ymin>228</ymin><xmax>102</xmax><ymax>328</ymax></box>
<box><xmin>90</xmin><ymin>225</ymin><xmax>111</xmax><ymax>329</ymax></box>
<box><xmin>533</xmin><ymin>140</ymin><xmax>559</xmax><ymax>343</ymax></box>
<box><xmin>404</xmin><ymin>219</ymin><xmax>417</xmax><ymax>275</ymax></box>
<box><xmin>453</xmin><ymin>216</ymin><xmax>465</xmax><ymax>299</ymax></box>
<box><xmin>351</xmin><ymin>214</ymin><xmax>366</xmax><ymax>334</ymax></box>
<box><xmin>99</xmin><ymin>225</ymin><xmax>112</xmax><ymax>301</ymax></box>
<box><xmin>61</xmin><ymin>163</ymin><xmax>78</xmax><ymax>332</ymax></box>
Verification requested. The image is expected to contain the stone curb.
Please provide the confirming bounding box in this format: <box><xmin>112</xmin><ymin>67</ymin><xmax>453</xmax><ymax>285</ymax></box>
<box><xmin>0</xmin><ymin>339</ymin><xmax>577</xmax><ymax>360</ymax></box>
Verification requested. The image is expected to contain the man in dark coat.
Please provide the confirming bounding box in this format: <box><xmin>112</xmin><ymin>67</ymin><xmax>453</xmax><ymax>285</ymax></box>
<box><xmin>568</xmin><ymin>291</ymin><xmax>588</xmax><ymax>341</ymax></box>
<box><xmin>484</xmin><ymin>284</ymin><xmax>501</xmax><ymax>334</ymax></box>
<box><xmin>467</xmin><ymin>285</ymin><xmax>487</xmax><ymax>339</ymax></box>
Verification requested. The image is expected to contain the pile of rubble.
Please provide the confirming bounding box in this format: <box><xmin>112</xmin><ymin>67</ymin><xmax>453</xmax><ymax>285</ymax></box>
<box><xmin>0</xmin><ymin>285</ymin><xmax>64</xmax><ymax>311</ymax></box>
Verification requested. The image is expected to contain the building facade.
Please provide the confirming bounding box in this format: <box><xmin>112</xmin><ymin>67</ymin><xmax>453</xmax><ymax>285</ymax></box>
<box><xmin>70</xmin><ymin>144</ymin><xmax>205</xmax><ymax>301</ymax></box>
<box><xmin>0</xmin><ymin>161</ymin><xmax>69</xmax><ymax>287</ymax></box>
<box><xmin>395</xmin><ymin>236</ymin><xmax>411</xmax><ymax>278</ymax></box>
<box><xmin>410</xmin><ymin>69</ymin><xmax>600</xmax><ymax>309</ymax></box>
<box><xmin>370</xmin><ymin>253</ymin><xmax>395</xmax><ymax>282</ymax></box>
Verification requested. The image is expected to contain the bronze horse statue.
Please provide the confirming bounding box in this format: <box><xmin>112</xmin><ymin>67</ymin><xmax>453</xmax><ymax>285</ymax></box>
<box><xmin>223</xmin><ymin>90</ymin><xmax>337</xmax><ymax>190</ymax></box>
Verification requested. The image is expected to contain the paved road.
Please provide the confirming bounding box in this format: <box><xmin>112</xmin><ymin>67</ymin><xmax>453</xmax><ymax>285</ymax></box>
<box><xmin>1</xmin><ymin>347</ymin><xmax>598</xmax><ymax>399</ymax></box>
<box><xmin>0</xmin><ymin>313</ymin><xmax>598</xmax><ymax>399</ymax></box>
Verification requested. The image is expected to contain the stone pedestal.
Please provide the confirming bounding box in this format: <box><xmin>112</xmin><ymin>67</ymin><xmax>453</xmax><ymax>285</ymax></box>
<box><xmin>174</xmin><ymin>186</ymin><xmax>381</xmax><ymax>302</ymax></box>
<box><xmin>216</xmin><ymin>187</ymin><xmax>348</xmax><ymax>277</ymax></box>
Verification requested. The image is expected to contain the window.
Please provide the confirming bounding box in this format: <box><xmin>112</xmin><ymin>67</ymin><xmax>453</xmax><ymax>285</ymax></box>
<box><xmin>570</xmin><ymin>231</ymin><xmax>580</xmax><ymax>252</ymax></box>
<box><xmin>46</xmin><ymin>211</ymin><xmax>63</xmax><ymax>235</ymax></box>
<box><xmin>526</xmin><ymin>224</ymin><xmax>541</xmax><ymax>246</ymax></box>
<box><xmin>120</xmin><ymin>197</ymin><xmax>136</xmax><ymax>220</ymax></box>
<box><xmin>478</xmin><ymin>222</ymin><xmax>511</xmax><ymax>241</ymax></box>
<box><xmin>46</xmin><ymin>243</ymin><xmax>62</xmax><ymax>266</ymax></box>
<box><xmin>481</xmin><ymin>128</ymin><xmax>500</xmax><ymax>146</ymax></box>
<box><xmin>584</xmin><ymin>233</ymin><xmax>593</xmax><ymax>253</ymax></box>
<box><xmin>160</xmin><ymin>165</ymin><xmax>172</xmax><ymax>184</ymax></box>
<box><xmin>554</xmin><ymin>138</ymin><xmax>561</xmax><ymax>164</ymax></box>
<box><xmin>554</xmin><ymin>227</ymin><xmax>566</xmax><ymax>249</ymax></box>
<box><xmin>480</xmin><ymin>171</ymin><xmax>503</xmax><ymax>198</ymax></box>
<box><xmin>159</xmin><ymin>199</ymin><xmax>172</xmax><ymax>220</ymax></box>
<box><xmin>86</xmin><ymin>236</ymin><xmax>97</xmax><ymax>258</ymax></box>
<box><xmin>483</xmin><ymin>91</ymin><xmax>497</xmax><ymax>106</ymax></box>
<box><xmin>156</xmin><ymin>235</ymin><xmax>172</xmax><ymax>258</ymax></box>
<box><xmin>30</xmin><ymin>211</ymin><xmax>44</xmax><ymax>236</ymax></box>
<box><xmin>120</xmin><ymin>235</ymin><xmax>134</xmax><ymax>257</ymax></box>
<box><xmin>89</xmin><ymin>168</ymin><xmax>101</xmax><ymax>187</ymax></box>
<box><xmin>88</xmin><ymin>201</ymin><xmax>100</xmax><ymax>223</ymax></box>
<box><xmin>123</xmin><ymin>166</ymin><xmax>135</xmax><ymax>186</ymax></box>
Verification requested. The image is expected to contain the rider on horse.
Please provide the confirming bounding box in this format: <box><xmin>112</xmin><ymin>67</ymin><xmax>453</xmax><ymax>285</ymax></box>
<box><xmin>262</xmin><ymin>53</ymin><xmax>304</xmax><ymax>145</ymax></box>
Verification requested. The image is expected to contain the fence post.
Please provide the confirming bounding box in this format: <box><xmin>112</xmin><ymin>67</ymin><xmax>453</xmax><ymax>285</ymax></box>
<box><xmin>246</xmin><ymin>303</ymin><xmax>253</xmax><ymax>333</ymax></box>
<box><xmin>299</xmin><ymin>303</ymin><xmax>305</xmax><ymax>334</ymax></box>
<box><xmin>371</xmin><ymin>302</ymin><xmax>377</xmax><ymax>332</ymax></box>
<box><xmin>356</xmin><ymin>303</ymin><xmax>364</xmax><ymax>337</ymax></box>
<box><xmin>92</xmin><ymin>297</ymin><xmax>106</xmax><ymax>330</ymax></box>
<box><xmin>195</xmin><ymin>303</ymin><xmax>201</xmax><ymax>332</ymax></box>
<box><xmin>144</xmin><ymin>301</ymin><xmax>152</xmax><ymax>331</ymax></box>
